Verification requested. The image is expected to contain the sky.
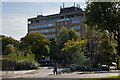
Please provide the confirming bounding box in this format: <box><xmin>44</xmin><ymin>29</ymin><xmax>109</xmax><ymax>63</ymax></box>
<box><xmin>2</xmin><ymin>1</ymin><xmax>86</xmax><ymax>40</ymax></box>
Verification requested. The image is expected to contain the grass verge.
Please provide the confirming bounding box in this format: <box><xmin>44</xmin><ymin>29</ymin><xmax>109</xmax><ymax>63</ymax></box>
<box><xmin>73</xmin><ymin>76</ymin><xmax>120</xmax><ymax>80</ymax></box>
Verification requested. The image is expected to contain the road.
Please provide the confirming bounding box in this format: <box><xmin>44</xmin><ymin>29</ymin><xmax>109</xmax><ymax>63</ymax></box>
<box><xmin>20</xmin><ymin>68</ymin><xmax>119</xmax><ymax>78</ymax></box>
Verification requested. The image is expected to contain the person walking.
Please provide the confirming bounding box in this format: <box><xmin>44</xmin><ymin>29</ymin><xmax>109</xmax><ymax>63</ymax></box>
<box><xmin>54</xmin><ymin>63</ymin><xmax>58</xmax><ymax>75</ymax></box>
<box><xmin>58</xmin><ymin>68</ymin><xmax>61</xmax><ymax>75</ymax></box>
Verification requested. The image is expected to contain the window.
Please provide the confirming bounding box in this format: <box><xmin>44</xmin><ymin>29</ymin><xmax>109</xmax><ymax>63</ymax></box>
<box><xmin>64</xmin><ymin>16</ymin><xmax>66</xmax><ymax>19</ymax></box>
<box><xmin>52</xmin><ymin>23</ymin><xmax>56</xmax><ymax>26</ymax></box>
<box><xmin>29</xmin><ymin>28</ymin><xmax>56</xmax><ymax>33</ymax></box>
<box><xmin>44</xmin><ymin>34</ymin><xmax>56</xmax><ymax>38</ymax></box>
<box><xmin>72</xmin><ymin>26</ymin><xmax>80</xmax><ymax>29</ymax></box>
<box><xmin>77</xmin><ymin>32</ymin><xmax>81</xmax><ymax>34</ymax></box>
<box><xmin>61</xmin><ymin>22</ymin><xmax>63</xmax><ymax>25</ymax></box>
<box><xmin>57</xmin><ymin>28</ymin><xmax>59</xmax><ymax>31</ymax></box>
<box><xmin>65</xmin><ymin>21</ymin><xmax>67</xmax><ymax>25</ymax></box>
<box><xmin>72</xmin><ymin>20</ymin><xmax>80</xmax><ymax>24</ymax></box>
<box><xmin>57</xmin><ymin>23</ymin><xmax>59</xmax><ymax>26</ymax></box>
<box><xmin>29</xmin><ymin>23</ymin><xmax>56</xmax><ymax>29</ymax></box>
<box><xmin>48</xmin><ymin>24</ymin><xmax>52</xmax><ymax>26</ymax></box>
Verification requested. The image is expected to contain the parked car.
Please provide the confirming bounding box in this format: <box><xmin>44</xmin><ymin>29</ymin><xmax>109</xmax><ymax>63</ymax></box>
<box><xmin>101</xmin><ymin>65</ymin><xmax>109</xmax><ymax>71</ymax></box>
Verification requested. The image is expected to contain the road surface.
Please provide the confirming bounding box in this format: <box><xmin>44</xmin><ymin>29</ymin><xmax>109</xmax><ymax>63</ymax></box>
<box><xmin>20</xmin><ymin>68</ymin><xmax>119</xmax><ymax>78</ymax></box>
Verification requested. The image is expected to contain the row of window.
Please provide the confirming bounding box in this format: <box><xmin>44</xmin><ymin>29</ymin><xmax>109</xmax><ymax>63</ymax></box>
<box><xmin>77</xmin><ymin>32</ymin><xmax>81</xmax><ymax>34</ymax></box>
<box><xmin>30</xmin><ymin>18</ymin><xmax>60</xmax><ymax>24</ymax></box>
<box><xmin>44</xmin><ymin>34</ymin><xmax>56</xmax><ymax>38</ymax></box>
<box><xmin>72</xmin><ymin>25</ymin><xmax>80</xmax><ymax>29</ymax></box>
<box><xmin>72</xmin><ymin>20</ymin><xmax>80</xmax><ymax>24</ymax></box>
<box><xmin>56</xmin><ymin>21</ymin><xmax>67</xmax><ymax>26</ymax></box>
<box><xmin>29</xmin><ymin>21</ymin><xmax>67</xmax><ymax>30</ymax></box>
<box><xmin>29</xmin><ymin>25</ymin><xmax>80</xmax><ymax>33</ymax></box>
<box><xmin>29</xmin><ymin>20</ymin><xmax>80</xmax><ymax>30</ymax></box>
<box><xmin>30</xmin><ymin>15</ymin><xmax>82</xmax><ymax>24</ymax></box>
<box><xmin>29</xmin><ymin>28</ymin><xmax>56</xmax><ymax>33</ymax></box>
<box><xmin>29</xmin><ymin>23</ymin><xmax>56</xmax><ymax>29</ymax></box>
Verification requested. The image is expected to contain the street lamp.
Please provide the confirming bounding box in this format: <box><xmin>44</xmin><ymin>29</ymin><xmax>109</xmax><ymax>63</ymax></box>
<box><xmin>89</xmin><ymin>31</ymin><xmax>92</xmax><ymax>73</ymax></box>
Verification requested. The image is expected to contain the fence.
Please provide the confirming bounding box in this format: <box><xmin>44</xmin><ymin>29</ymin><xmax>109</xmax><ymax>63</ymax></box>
<box><xmin>1</xmin><ymin>60</ymin><xmax>16</xmax><ymax>76</ymax></box>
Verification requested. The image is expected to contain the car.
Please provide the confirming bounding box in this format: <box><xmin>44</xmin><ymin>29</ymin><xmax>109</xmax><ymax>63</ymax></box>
<box><xmin>101</xmin><ymin>65</ymin><xmax>109</xmax><ymax>71</ymax></box>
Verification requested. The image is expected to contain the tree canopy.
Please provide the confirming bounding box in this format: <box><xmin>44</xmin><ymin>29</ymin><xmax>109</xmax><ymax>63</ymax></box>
<box><xmin>85</xmin><ymin>2</ymin><xmax>120</xmax><ymax>69</ymax></box>
<box><xmin>0</xmin><ymin>35</ymin><xmax>19</xmax><ymax>55</ymax></box>
<box><xmin>20</xmin><ymin>32</ymin><xmax>50</xmax><ymax>57</ymax></box>
<box><xmin>85</xmin><ymin>2</ymin><xmax>120</xmax><ymax>55</ymax></box>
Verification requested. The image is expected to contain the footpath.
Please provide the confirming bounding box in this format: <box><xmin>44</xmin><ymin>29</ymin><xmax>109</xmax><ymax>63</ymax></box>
<box><xmin>0</xmin><ymin>67</ymin><xmax>48</xmax><ymax>78</ymax></box>
<box><xmin>1</xmin><ymin>69</ymin><xmax>35</xmax><ymax>78</ymax></box>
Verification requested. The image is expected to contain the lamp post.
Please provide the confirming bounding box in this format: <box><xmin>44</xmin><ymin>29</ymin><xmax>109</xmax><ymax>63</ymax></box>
<box><xmin>89</xmin><ymin>32</ymin><xmax>92</xmax><ymax>73</ymax></box>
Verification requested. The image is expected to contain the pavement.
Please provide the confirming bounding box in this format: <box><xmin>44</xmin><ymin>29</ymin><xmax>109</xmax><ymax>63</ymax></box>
<box><xmin>1</xmin><ymin>67</ymin><xmax>120</xmax><ymax>79</ymax></box>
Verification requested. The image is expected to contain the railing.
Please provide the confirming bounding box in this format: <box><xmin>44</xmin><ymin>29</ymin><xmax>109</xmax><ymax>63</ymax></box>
<box><xmin>1</xmin><ymin>60</ymin><xmax>16</xmax><ymax>78</ymax></box>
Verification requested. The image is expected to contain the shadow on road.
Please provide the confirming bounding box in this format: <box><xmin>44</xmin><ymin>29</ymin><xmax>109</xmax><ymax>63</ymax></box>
<box><xmin>77</xmin><ymin>71</ymin><xmax>118</xmax><ymax>75</ymax></box>
<box><xmin>48</xmin><ymin>74</ymin><xmax>54</xmax><ymax>76</ymax></box>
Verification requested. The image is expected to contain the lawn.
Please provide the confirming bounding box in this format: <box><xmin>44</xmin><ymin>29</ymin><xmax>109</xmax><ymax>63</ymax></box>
<box><xmin>73</xmin><ymin>76</ymin><xmax>120</xmax><ymax>80</ymax></box>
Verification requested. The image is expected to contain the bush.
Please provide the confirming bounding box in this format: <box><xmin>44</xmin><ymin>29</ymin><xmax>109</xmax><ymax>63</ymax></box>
<box><xmin>16</xmin><ymin>60</ymin><xmax>39</xmax><ymax>70</ymax></box>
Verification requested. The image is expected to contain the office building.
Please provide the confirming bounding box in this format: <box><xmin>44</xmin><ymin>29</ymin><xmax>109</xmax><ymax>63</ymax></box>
<box><xmin>28</xmin><ymin>4</ymin><xmax>86</xmax><ymax>38</ymax></box>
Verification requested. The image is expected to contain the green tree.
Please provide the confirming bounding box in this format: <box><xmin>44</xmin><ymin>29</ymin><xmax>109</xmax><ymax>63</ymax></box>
<box><xmin>56</xmin><ymin>27</ymin><xmax>82</xmax><ymax>63</ymax></box>
<box><xmin>20</xmin><ymin>32</ymin><xmax>50</xmax><ymax>58</ymax></box>
<box><xmin>49</xmin><ymin>38</ymin><xmax>60</xmax><ymax>60</ymax></box>
<box><xmin>62</xmin><ymin>38</ymin><xmax>87</xmax><ymax>63</ymax></box>
<box><xmin>57</xmin><ymin>27</ymin><xmax>69</xmax><ymax>48</ymax></box>
<box><xmin>17</xmin><ymin>49</ymin><xmax>36</xmax><ymax>62</ymax></box>
<box><xmin>69</xmin><ymin>28</ymin><xmax>79</xmax><ymax>40</ymax></box>
<box><xmin>0</xmin><ymin>35</ymin><xmax>19</xmax><ymax>55</ymax></box>
<box><xmin>85</xmin><ymin>2</ymin><xmax>120</xmax><ymax>69</ymax></box>
<box><xmin>74</xmin><ymin>51</ymin><xmax>86</xmax><ymax>66</ymax></box>
<box><xmin>4</xmin><ymin>44</ymin><xmax>17</xmax><ymax>60</ymax></box>
<box><xmin>4</xmin><ymin>44</ymin><xmax>17</xmax><ymax>55</ymax></box>
<box><xmin>6</xmin><ymin>48</ymin><xmax>39</xmax><ymax>70</ymax></box>
<box><xmin>86</xmin><ymin>30</ymin><xmax>114</xmax><ymax>68</ymax></box>
<box><xmin>94</xmin><ymin>40</ymin><xmax>113</xmax><ymax>65</ymax></box>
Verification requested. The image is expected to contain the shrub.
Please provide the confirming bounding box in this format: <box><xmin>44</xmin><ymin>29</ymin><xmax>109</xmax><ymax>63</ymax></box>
<box><xmin>16</xmin><ymin>60</ymin><xmax>39</xmax><ymax>70</ymax></box>
<box><xmin>6</xmin><ymin>49</ymin><xmax>39</xmax><ymax>70</ymax></box>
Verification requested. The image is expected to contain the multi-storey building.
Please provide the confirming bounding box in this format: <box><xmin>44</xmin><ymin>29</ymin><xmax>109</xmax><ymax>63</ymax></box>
<box><xmin>28</xmin><ymin>4</ymin><xmax>86</xmax><ymax>38</ymax></box>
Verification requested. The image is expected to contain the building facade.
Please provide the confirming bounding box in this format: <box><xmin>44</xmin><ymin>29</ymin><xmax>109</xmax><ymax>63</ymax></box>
<box><xmin>28</xmin><ymin>5</ymin><xmax>86</xmax><ymax>38</ymax></box>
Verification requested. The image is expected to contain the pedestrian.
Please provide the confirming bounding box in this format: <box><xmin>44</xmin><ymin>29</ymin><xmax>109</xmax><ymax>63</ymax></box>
<box><xmin>53</xmin><ymin>63</ymin><xmax>58</xmax><ymax>75</ymax></box>
<box><xmin>58</xmin><ymin>68</ymin><xmax>61</xmax><ymax>75</ymax></box>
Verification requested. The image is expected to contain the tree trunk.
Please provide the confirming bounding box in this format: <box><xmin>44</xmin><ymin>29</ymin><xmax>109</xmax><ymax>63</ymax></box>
<box><xmin>117</xmin><ymin>57</ymin><xmax>119</xmax><ymax>70</ymax></box>
<box><xmin>116</xmin><ymin>23</ymin><xmax>120</xmax><ymax>70</ymax></box>
<box><xmin>117</xmin><ymin>40</ymin><xmax>120</xmax><ymax>70</ymax></box>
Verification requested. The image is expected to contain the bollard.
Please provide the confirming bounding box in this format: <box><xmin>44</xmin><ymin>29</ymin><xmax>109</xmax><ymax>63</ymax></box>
<box><xmin>13</xmin><ymin>67</ymin><xmax>14</xmax><ymax>75</ymax></box>
<box><xmin>6</xmin><ymin>67</ymin><xmax>8</xmax><ymax>75</ymax></box>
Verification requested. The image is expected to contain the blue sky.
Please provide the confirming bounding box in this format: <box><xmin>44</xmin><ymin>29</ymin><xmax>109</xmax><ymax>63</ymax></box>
<box><xmin>2</xmin><ymin>2</ymin><xmax>86</xmax><ymax>40</ymax></box>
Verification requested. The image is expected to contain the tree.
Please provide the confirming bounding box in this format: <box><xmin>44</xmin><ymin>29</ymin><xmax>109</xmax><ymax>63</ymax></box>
<box><xmin>6</xmin><ymin>48</ymin><xmax>39</xmax><ymax>70</ymax></box>
<box><xmin>0</xmin><ymin>35</ymin><xmax>19</xmax><ymax>55</ymax></box>
<box><xmin>94</xmin><ymin>39</ymin><xmax>113</xmax><ymax>65</ymax></box>
<box><xmin>4</xmin><ymin>44</ymin><xmax>17</xmax><ymax>55</ymax></box>
<box><xmin>49</xmin><ymin>38</ymin><xmax>59</xmax><ymax>60</ymax></box>
<box><xmin>57</xmin><ymin>27</ymin><xmax>69</xmax><ymax>48</ymax></box>
<box><xmin>62</xmin><ymin>38</ymin><xmax>87</xmax><ymax>63</ymax></box>
<box><xmin>74</xmin><ymin>51</ymin><xmax>86</xmax><ymax>66</ymax></box>
<box><xmin>20</xmin><ymin>32</ymin><xmax>50</xmax><ymax>59</ymax></box>
<box><xmin>17</xmin><ymin>49</ymin><xmax>36</xmax><ymax>62</ymax></box>
<box><xmin>4</xmin><ymin>44</ymin><xmax>18</xmax><ymax>61</ymax></box>
<box><xmin>85</xmin><ymin>2</ymin><xmax>120</xmax><ymax>69</ymax></box>
<box><xmin>69</xmin><ymin>28</ymin><xmax>79</xmax><ymax>41</ymax></box>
